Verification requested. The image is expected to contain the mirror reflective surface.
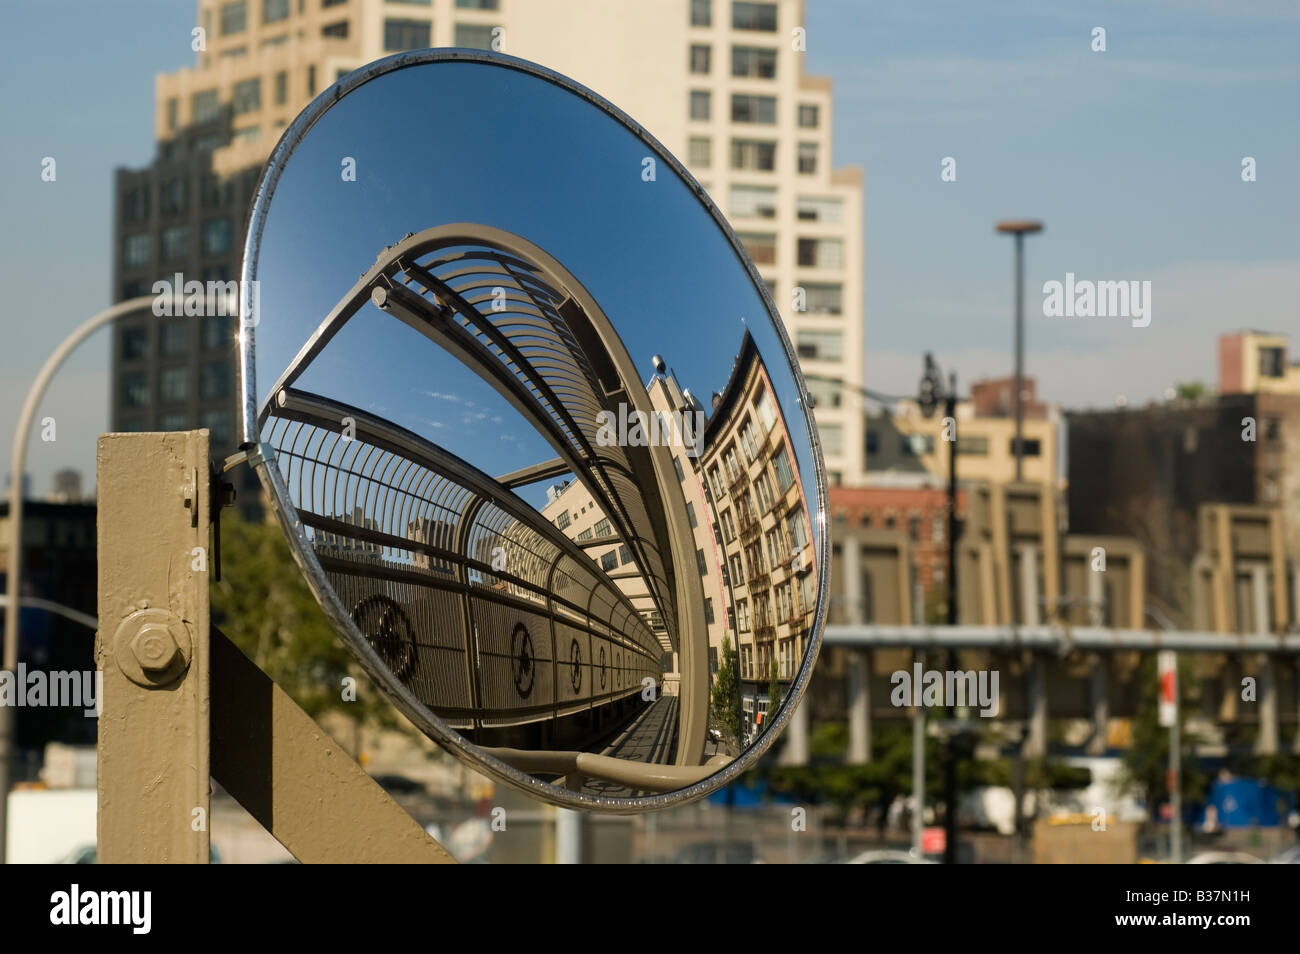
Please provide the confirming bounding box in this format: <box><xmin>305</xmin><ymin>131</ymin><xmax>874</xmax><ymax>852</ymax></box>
<box><xmin>243</xmin><ymin>52</ymin><xmax>826</xmax><ymax>809</ymax></box>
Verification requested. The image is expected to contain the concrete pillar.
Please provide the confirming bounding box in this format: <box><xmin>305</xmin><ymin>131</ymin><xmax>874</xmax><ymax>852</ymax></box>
<box><xmin>555</xmin><ymin>808</ymin><xmax>583</xmax><ymax>864</ymax></box>
<box><xmin>1026</xmin><ymin>656</ymin><xmax>1048</xmax><ymax>758</ymax></box>
<box><xmin>779</xmin><ymin>697</ymin><xmax>810</xmax><ymax>766</ymax></box>
<box><xmin>847</xmin><ymin>650</ymin><xmax>871</xmax><ymax>764</ymax></box>
<box><xmin>1087</xmin><ymin>656</ymin><xmax>1109</xmax><ymax>755</ymax></box>
<box><xmin>1253</xmin><ymin>566</ymin><xmax>1278</xmax><ymax>755</ymax></box>
<box><xmin>1019</xmin><ymin>545</ymin><xmax>1048</xmax><ymax>757</ymax></box>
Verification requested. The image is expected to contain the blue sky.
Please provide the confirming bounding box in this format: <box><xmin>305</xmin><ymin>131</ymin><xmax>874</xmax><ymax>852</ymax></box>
<box><xmin>253</xmin><ymin>59</ymin><xmax>816</xmax><ymax>512</ymax></box>
<box><xmin>2</xmin><ymin>0</ymin><xmax>1297</xmax><ymax>495</ymax></box>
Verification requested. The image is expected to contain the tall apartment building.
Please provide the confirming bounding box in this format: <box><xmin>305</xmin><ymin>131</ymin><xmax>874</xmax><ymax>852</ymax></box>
<box><xmin>111</xmin><ymin>0</ymin><xmax>867</xmax><ymax>505</ymax></box>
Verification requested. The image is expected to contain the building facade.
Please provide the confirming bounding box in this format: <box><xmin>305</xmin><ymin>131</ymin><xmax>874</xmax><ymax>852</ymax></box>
<box><xmin>111</xmin><ymin>0</ymin><xmax>867</xmax><ymax>511</ymax></box>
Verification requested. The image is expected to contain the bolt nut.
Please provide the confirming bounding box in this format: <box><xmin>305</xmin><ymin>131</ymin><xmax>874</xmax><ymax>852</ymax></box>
<box><xmin>114</xmin><ymin>609</ymin><xmax>192</xmax><ymax>687</ymax></box>
<box><xmin>131</xmin><ymin>623</ymin><xmax>181</xmax><ymax>672</ymax></box>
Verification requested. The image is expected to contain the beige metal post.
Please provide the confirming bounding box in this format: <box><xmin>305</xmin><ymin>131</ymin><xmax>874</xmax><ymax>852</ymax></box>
<box><xmin>98</xmin><ymin>431</ymin><xmax>453</xmax><ymax>863</ymax></box>
<box><xmin>97</xmin><ymin>431</ymin><xmax>212</xmax><ymax>863</ymax></box>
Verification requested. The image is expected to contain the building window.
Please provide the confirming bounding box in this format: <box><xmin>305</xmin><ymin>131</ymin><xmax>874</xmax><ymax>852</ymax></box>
<box><xmin>731</xmin><ymin>93</ymin><xmax>776</xmax><ymax>124</ymax></box>
<box><xmin>619</xmin><ymin>544</ymin><xmax>632</xmax><ymax>564</ymax></box>
<box><xmin>1009</xmin><ymin>437</ymin><xmax>1041</xmax><ymax>457</ymax></box>
<box><xmin>555</xmin><ymin>509</ymin><xmax>570</xmax><ymax>530</ymax></box>
<box><xmin>797</xmin><ymin>141</ymin><xmax>818</xmax><ymax>174</ymax></box>
<box><xmin>733</xmin><ymin>1</ymin><xmax>777</xmax><ymax>31</ymax></box>
<box><xmin>201</xmin><ymin>218</ymin><xmax>233</xmax><ymax>256</ymax></box>
<box><xmin>798</xmin><ymin>103</ymin><xmax>819</xmax><ymax>128</ymax></box>
<box><xmin>200</xmin><ymin>362</ymin><xmax>230</xmax><ymax>399</ymax></box>
<box><xmin>704</xmin><ymin>598</ymin><xmax>715</xmax><ymax>625</ymax></box>
<box><xmin>274</xmin><ymin>71</ymin><xmax>288</xmax><ymax>105</ymax></box>
<box><xmin>685</xmin><ymin>501</ymin><xmax>698</xmax><ymax>528</ymax></box>
<box><xmin>166</xmin><ymin>98</ymin><xmax>179</xmax><ymax>132</ymax></box>
<box><xmin>160</xmin><ymin>322</ymin><xmax>189</xmax><ymax>356</ymax></box>
<box><xmin>232</xmin><ymin>126</ymin><xmax>261</xmax><ymax>146</ymax></box>
<box><xmin>121</xmin><ymin>372</ymin><xmax>149</xmax><ymax>408</ymax></box>
<box><xmin>263</xmin><ymin>0</ymin><xmax>290</xmax><ymax>23</ymax></box>
<box><xmin>691</xmin><ymin>0</ymin><xmax>711</xmax><ymax>27</ymax></box>
<box><xmin>797</xmin><ymin>195</ymin><xmax>843</xmax><ymax>223</ymax></box>
<box><xmin>193</xmin><ymin>85</ymin><xmax>222</xmax><ymax>123</ymax></box>
<box><xmin>160</xmin><ymin>368</ymin><xmax>190</xmax><ymax>404</ymax></box>
<box><xmin>455</xmin><ymin>0</ymin><xmax>498</xmax><ymax>8</ymax></box>
<box><xmin>958</xmin><ymin>435</ymin><xmax>989</xmax><ymax>455</ymax></box>
<box><xmin>307</xmin><ymin>64</ymin><xmax>317</xmax><ymax>95</ymax></box>
<box><xmin>454</xmin><ymin>23</ymin><xmax>496</xmax><ymax>48</ymax></box>
<box><xmin>806</xmin><ymin>376</ymin><xmax>842</xmax><ymax>409</ymax></box>
<box><xmin>384</xmin><ymin>18</ymin><xmax>431</xmax><ymax>51</ymax></box>
<box><xmin>799</xmin><ymin>281</ymin><xmax>843</xmax><ymax>315</ymax></box>
<box><xmin>322</xmin><ymin>20</ymin><xmax>349</xmax><ymax>38</ymax></box>
<box><xmin>161</xmin><ymin>226</ymin><xmax>189</xmax><ymax>263</ymax></box>
<box><xmin>594</xmin><ymin>517</ymin><xmax>611</xmax><ymax>537</ymax></box>
<box><xmin>1259</xmin><ymin>346</ymin><xmax>1285</xmax><ymax>378</ymax></box>
<box><xmin>819</xmin><ymin>423</ymin><xmax>843</xmax><ymax>456</ymax></box>
<box><xmin>323</xmin><ymin>0</ymin><xmax>349</xmax><ymax>6</ymax></box>
<box><xmin>160</xmin><ymin>178</ymin><xmax>189</xmax><ymax>216</ymax></box>
<box><xmin>122</xmin><ymin>234</ymin><xmax>151</xmax><ymax>268</ymax></box>
<box><xmin>797</xmin><ymin>237</ymin><xmax>843</xmax><ymax>269</ymax></box>
<box><xmin>737</xmin><ymin>232</ymin><xmax>776</xmax><ymax>265</ymax></box>
<box><xmin>772</xmin><ymin>445</ymin><xmax>794</xmax><ymax>491</ymax></box>
<box><xmin>689</xmin><ymin>89</ymin><xmax>711</xmax><ymax>120</ymax></box>
<box><xmin>796</xmin><ymin>329</ymin><xmax>843</xmax><ymax>361</ymax></box>
<box><xmin>601</xmin><ymin>550</ymin><xmax>619</xmax><ymax>572</ymax></box>
<box><xmin>201</xmin><ymin>410</ymin><xmax>233</xmax><ymax>446</ymax></box>
<box><xmin>220</xmin><ymin>1</ymin><xmax>248</xmax><ymax>35</ymax></box>
<box><xmin>688</xmin><ymin>136</ymin><xmax>711</xmax><ymax>168</ymax></box>
<box><xmin>121</xmin><ymin>326</ymin><xmax>149</xmax><ymax>361</ymax></box>
<box><xmin>731</xmin><ymin>45</ymin><xmax>777</xmax><ymax>79</ymax></box>
<box><xmin>730</xmin><ymin>138</ymin><xmax>776</xmax><ymax>171</ymax></box>
<box><xmin>201</xmin><ymin>316</ymin><xmax>235</xmax><ymax>351</ymax></box>
<box><xmin>730</xmin><ymin>184</ymin><xmax>777</xmax><ymax>219</ymax></box>
<box><xmin>696</xmin><ymin>548</ymin><xmax>709</xmax><ymax>577</ymax></box>
<box><xmin>121</xmin><ymin>187</ymin><xmax>151</xmax><ymax>224</ymax></box>
<box><xmin>689</xmin><ymin>44</ymin><xmax>712</xmax><ymax>74</ymax></box>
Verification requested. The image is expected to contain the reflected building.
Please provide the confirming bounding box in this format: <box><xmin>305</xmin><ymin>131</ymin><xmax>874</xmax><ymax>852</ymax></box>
<box><xmin>699</xmin><ymin>331</ymin><xmax>816</xmax><ymax>741</ymax></box>
<box><xmin>540</xmin><ymin>332</ymin><xmax>818</xmax><ymax>746</ymax></box>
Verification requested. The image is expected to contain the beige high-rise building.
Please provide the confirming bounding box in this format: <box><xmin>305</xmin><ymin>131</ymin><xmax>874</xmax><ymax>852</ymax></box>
<box><xmin>111</xmin><ymin>0</ymin><xmax>866</xmax><ymax>490</ymax></box>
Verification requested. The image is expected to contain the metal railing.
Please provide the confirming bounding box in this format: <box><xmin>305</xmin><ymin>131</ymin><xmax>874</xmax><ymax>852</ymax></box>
<box><xmin>264</xmin><ymin>389</ymin><xmax>662</xmax><ymax>731</ymax></box>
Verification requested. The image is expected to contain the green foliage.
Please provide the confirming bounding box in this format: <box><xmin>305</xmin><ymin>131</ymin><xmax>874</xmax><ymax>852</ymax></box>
<box><xmin>1173</xmin><ymin>381</ymin><xmax>1207</xmax><ymax>401</ymax></box>
<box><xmin>210</xmin><ymin>513</ymin><xmax>398</xmax><ymax>730</ymax></box>
<box><xmin>709</xmin><ymin>633</ymin><xmax>741</xmax><ymax>747</ymax></box>
<box><xmin>758</xmin><ymin>720</ymin><xmax>945</xmax><ymax>826</ymax></box>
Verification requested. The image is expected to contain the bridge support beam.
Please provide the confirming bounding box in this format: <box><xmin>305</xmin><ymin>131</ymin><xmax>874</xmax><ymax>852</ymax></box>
<box><xmin>847</xmin><ymin>650</ymin><xmax>871</xmax><ymax>764</ymax></box>
<box><xmin>1252</xmin><ymin>566</ymin><xmax>1279</xmax><ymax>755</ymax></box>
<box><xmin>1087</xmin><ymin>656</ymin><xmax>1109</xmax><ymax>755</ymax></box>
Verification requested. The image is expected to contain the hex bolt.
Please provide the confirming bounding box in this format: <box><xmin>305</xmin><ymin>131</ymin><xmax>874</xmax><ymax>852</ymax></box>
<box><xmin>131</xmin><ymin>623</ymin><xmax>181</xmax><ymax>673</ymax></box>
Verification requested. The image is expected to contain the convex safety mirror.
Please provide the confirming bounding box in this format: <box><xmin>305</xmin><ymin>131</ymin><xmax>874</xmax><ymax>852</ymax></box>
<box><xmin>240</xmin><ymin>51</ymin><xmax>827</xmax><ymax>810</ymax></box>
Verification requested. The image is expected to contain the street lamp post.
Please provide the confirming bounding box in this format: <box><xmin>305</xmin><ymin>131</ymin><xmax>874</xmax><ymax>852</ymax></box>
<box><xmin>918</xmin><ymin>354</ymin><xmax>961</xmax><ymax>864</ymax></box>
<box><xmin>995</xmin><ymin>220</ymin><xmax>1043</xmax><ymax>482</ymax></box>
<box><xmin>0</xmin><ymin>294</ymin><xmax>165</xmax><ymax>864</ymax></box>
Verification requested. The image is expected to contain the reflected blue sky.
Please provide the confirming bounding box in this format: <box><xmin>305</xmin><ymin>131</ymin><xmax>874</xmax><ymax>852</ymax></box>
<box><xmin>255</xmin><ymin>58</ymin><xmax>818</xmax><ymax>525</ymax></box>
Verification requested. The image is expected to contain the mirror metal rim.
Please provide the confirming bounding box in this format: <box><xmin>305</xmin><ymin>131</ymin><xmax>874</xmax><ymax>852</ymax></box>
<box><xmin>236</xmin><ymin>48</ymin><xmax>830</xmax><ymax>812</ymax></box>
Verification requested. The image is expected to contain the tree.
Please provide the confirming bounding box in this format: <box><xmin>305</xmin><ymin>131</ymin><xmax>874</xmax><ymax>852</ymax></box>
<box><xmin>1174</xmin><ymin>381</ymin><xmax>1207</xmax><ymax>401</ymax></box>
<box><xmin>709</xmin><ymin>633</ymin><xmax>741</xmax><ymax>749</ymax></box>
<box><xmin>210</xmin><ymin>513</ymin><xmax>400</xmax><ymax>733</ymax></box>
